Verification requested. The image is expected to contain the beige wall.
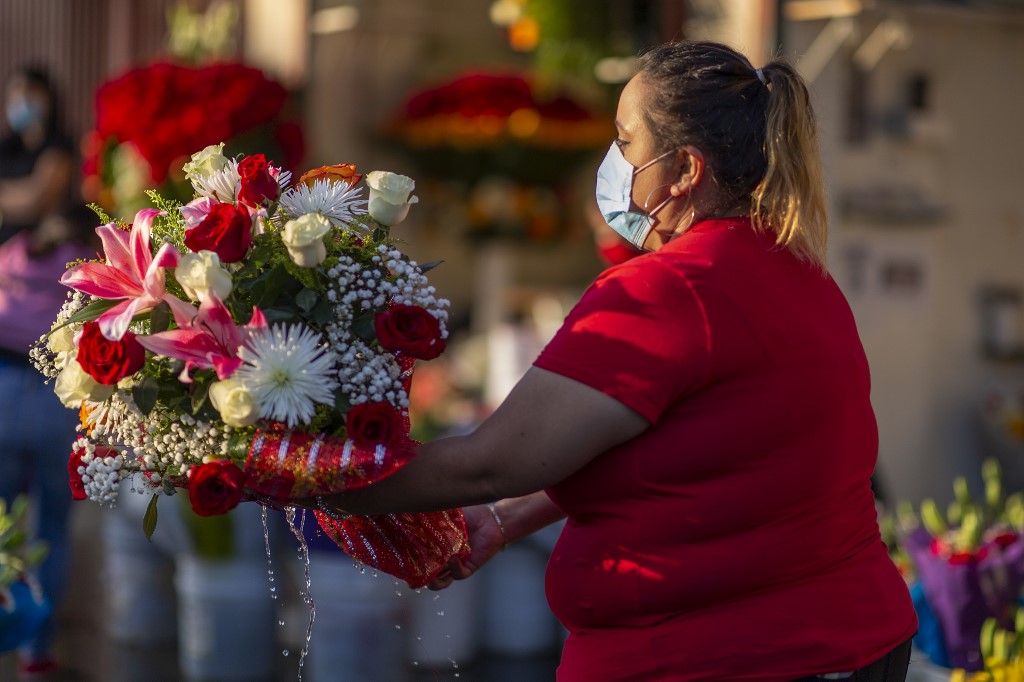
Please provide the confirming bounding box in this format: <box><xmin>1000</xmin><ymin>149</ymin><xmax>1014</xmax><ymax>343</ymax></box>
<box><xmin>788</xmin><ymin>7</ymin><xmax>1024</xmax><ymax>505</ymax></box>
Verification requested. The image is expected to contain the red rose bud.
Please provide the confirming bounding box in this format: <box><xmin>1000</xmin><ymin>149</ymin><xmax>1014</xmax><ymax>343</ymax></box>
<box><xmin>68</xmin><ymin>451</ymin><xmax>87</xmax><ymax>501</ymax></box>
<box><xmin>374</xmin><ymin>304</ymin><xmax>446</xmax><ymax>360</ymax></box>
<box><xmin>237</xmin><ymin>154</ymin><xmax>279</xmax><ymax>207</ymax></box>
<box><xmin>346</xmin><ymin>401</ymin><xmax>404</xmax><ymax>450</ymax></box>
<box><xmin>185</xmin><ymin>202</ymin><xmax>253</xmax><ymax>263</ymax></box>
<box><xmin>76</xmin><ymin>321</ymin><xmax>146</xmax><ymax>385</ymax></box>
<box><xmin>188</xmin><ymin>460</ymin><xmax>246</xmax><ymax>516</ymax></box>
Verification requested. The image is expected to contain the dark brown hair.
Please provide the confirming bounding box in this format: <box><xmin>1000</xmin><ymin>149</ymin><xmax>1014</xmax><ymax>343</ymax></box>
<box><xmin>636</xmin><ymin>41</ymin><xmax>827</xmax><ymax>268</ymax></box>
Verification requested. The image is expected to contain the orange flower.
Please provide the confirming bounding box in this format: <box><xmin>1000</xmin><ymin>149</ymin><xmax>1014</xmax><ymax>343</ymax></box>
<box><xmin>298</xmin><ymin>164</ymin><xmax>362</xmax><ymax>189</ymax></box>
<box><xmin>79</xmin><ymin>402</ymin><xmax>95</xmax><ymax>435</ymax></box>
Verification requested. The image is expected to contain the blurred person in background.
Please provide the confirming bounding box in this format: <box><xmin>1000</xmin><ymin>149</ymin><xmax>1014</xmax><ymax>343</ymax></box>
<box><xmin>0</xmin><ymin>65</ymin><xmax>91</xmax><ymax>679</ymax></box>
<box><xmin>314</xmin><ymin>40</ymin><xmax>916</xmax><ymax>681</ymax></box>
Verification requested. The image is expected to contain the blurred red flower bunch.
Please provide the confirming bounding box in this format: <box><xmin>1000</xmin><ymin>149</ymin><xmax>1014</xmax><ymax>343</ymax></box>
<box><xmin>83</xmin><ymin>62</ymin><xmax>304</xmax><ymax>210</ymax></box>
<box><xmin>389</xmin><ymin>71</ymin><xmax>611</xmax><ymax>151</ymax></box>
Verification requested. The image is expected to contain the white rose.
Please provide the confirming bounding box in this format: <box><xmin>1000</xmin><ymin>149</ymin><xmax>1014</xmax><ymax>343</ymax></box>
<box><xmin>183</xmin><ymin>143</ymin><xmax>229</xmax><ymax>180</ymax></box>
<box><xmin>175</xmin><ymin>250</ymin><xmax>233</xmax><ymax>301</ymax></box>
<box><xmin>54</xmin><ymin>357</ymin><xmax>115</xmax><ymax>408</ymax></box>
<box><xmin>209</xmin><ymin>379</ymin><xmax>260</xmax><ymax>427</ymax></box>
<box><xmin>281</xmin><ymin>213</ymin><xmax>331</xmax><ymax>268</ymax></box>
<box><xmin>47</xmin><ymin>324</ymin><xmax>77</xmax><ymax>354</ymax></box>
<box><xmin>366</xmin><ymin>171</ymin><xmax>419</xmax><ymax>226</ymax></box>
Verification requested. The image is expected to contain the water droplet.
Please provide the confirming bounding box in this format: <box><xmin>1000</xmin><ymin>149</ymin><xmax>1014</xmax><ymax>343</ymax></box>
<box><xmin>278</xmin><ymin>620</ymin><xmax>285</xmax><ymax>626</ymax></box>
<box><xmin>282</xmin><ymin>650</ymin><xmax>289</xmax><ymax>657</ymax></box>
<box><xmin>412</xmin><ymin>661</ymin><xmax>419</xmax><ymax>667</ymax></box>
<box><xmin>437</xmin><ymin>611</ymin><xmax>445</xmax><ymax>616</ymax></box>
<box><xmin>394</xmin><ymin>624</ymin><xmax>402</xmax><ymax>630</ymax></box>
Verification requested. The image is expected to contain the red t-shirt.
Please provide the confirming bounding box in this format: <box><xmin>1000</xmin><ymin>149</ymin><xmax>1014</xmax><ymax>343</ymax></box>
<box><xmin>534</xmin><ymin>217</ymin><xmax>916</xmax><ymax>681</ymax></box>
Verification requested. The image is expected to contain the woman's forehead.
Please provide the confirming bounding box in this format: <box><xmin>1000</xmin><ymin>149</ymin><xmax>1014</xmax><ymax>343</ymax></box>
<box><xmin>616</xmin><ymin>75</ymin><xmax>648</xmax><ymax>134</ymax></box>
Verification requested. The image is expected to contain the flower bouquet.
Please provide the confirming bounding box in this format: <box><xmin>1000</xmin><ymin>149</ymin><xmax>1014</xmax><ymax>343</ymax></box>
<box><xmin>32</xmin><ymin>144</ymin><xmax>469</xmax><ymax>587</ymax></box>
<box><xmin>0</xmin><ymin>496</ymin><xmax>50</xmax><ymax>653</ymax></box>
<box><xmin>900</xmin><ymin>459</ymin><xmax>1024</xmax><ymax>671</ymax></box>
<box><xmin>950</xmin><ymin>609</ymin><xmax>1024</xmax><ymax>682</ymax></box>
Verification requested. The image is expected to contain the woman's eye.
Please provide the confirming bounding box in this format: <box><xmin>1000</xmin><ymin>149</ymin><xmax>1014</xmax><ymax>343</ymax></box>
<box><xmin>614</xmin><ymin>137</ymin><xmax>629</xmax><ymax>149</ymax></box>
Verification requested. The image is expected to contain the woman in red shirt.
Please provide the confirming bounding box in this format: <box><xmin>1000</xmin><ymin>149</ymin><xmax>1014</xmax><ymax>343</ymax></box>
<box><xmin>318</xmin><ymin>41</ymin><xmax>917</xmax><ymax>681</ymax></box>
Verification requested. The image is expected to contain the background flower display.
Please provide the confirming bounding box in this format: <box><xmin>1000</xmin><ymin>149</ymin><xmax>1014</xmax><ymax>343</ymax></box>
<box><xmin>386</xmin><ymin>71</ymin><xmax>612</xmax><ymax>242</ymax></box>
<box><xmin>82</xmin><ymin>62</ymin><xmax>304</xmax><ymax>217</ymax></box>
<box><xmin>896</xmin><ymin>459</ymin><xmax>1024</xmax><ymax>671</ymax></box>
<box><xmin>34</xmin><ymin>145</ymin><xmax>467</xmax><ymax>588</ymax></box>
<box><xmin>950</xmin><ymin>609</ymin><xmax>1024</xmax><ymax>682</ymax></box>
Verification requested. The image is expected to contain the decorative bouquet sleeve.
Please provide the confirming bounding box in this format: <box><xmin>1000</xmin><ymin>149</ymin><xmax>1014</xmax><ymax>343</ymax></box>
<box><xmin>31</xmin><ymin>145</ymin><xmax>468</xmax><ymax>586</ymax></box>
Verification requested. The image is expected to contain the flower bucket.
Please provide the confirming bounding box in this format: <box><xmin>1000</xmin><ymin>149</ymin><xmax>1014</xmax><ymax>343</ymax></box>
<box><xmin>0</xmin><ymin>580</ymin><xmax>50</xmax><ymax>654</ymax></box>
<box><xmin>302</xmin><ymin>552</ymin><xmax>408</xmax><ymax>682</ymax></box>
<box><xmin>175</xmin><ymin>556</ymin><xmax>276</xmax><ymax>682</ymax></box>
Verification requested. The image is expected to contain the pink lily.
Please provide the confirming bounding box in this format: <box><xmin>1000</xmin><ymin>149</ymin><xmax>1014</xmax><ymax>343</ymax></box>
<box><xmin>179</xmin><ymin>196</ymin><xmax>218</xmax><ymax>230</ymax></box>
<box><xmin>136</xmin><ymin>292</ymin><xmax>267</xmax><ymax>383</ymax></box>
<box><xmin>61</xmin><ymin>209</ymin><xmax>197</xmax><ymax>341</ymax></box>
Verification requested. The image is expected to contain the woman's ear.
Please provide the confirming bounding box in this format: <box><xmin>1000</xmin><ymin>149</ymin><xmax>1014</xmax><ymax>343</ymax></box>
<box><xmin>670</xmin><ymin>145</ymin><xmax>705</xmax><ymax>197</ymax></box>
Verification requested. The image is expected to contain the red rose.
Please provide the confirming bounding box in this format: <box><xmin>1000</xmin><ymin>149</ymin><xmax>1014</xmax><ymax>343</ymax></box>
<box><xmin>374</xmin><ymin>304</ymin><xmax>446</xmax><ymax>360</ymax></box>
<box><xmin>68</xmin><ymin>451</ymin><xmax>87</xmax><ymax>501</ymax></box>
<box><xmin>346</xmin><ymin>401</ymin><xmax>404</xmax><ymax>450</ymax></box>
<box><xmin>184</xmin><ymin>202</ymin><xmax>253</xmax><ymax>263</ymax></box>
<box><xmin>76</xmin><ymin>321</ymin><xmax>146</xmax><ymax>385</ymax></box>
<box><xmin>237</xmin><ymin>154</ymin><xmax>279</xmax><ymax>207</ymax></box>
<box><xmin>188</xmin><ymin>460</ymin><xmax>246</xmax><ymax>516</ymax></box>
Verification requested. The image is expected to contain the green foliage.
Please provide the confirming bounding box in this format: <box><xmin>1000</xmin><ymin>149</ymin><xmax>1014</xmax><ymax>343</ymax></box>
<box><xmin>0</xmin><ymin>496</ymin><xmax>49</xmax><ymax>590</ymax></box>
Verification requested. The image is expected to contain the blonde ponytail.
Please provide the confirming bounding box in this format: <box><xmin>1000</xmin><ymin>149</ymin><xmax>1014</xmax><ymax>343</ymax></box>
<box><xmin>750</xmin><ymin>61</ymin><xmax>829</xmax><ymax>270</ymax></box>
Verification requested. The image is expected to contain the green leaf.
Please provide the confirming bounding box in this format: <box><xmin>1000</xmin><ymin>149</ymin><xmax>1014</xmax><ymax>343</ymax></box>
<box><xmin>132</xmin><ymin>376</ymin><xmax>160</xmax><ymax>416</ymax></box>
<box><xmin>143</xmin><ymin>494</ymin><xmax>159</xmax><ymax>542</ymax></box>
<box><xmin>352</xmin><ymin>311</ymin><xmax>377</xmax><ymax>343</ymax></box>
<box><xmin>190</xmin><ymin>378</ymin><xmax>211</xmax><ymax>415</ymax></box>
<box><xmin>149</xmin><ymin>301</ymin><xmax>172</xmax><ymax>334</ymax></box>
<box><xmin>334</xmin><ymin>392</ymin><xmax>352</xmax><ymax>415</ymax></box>
<box><xmin>419</xmin><ymin>260</ymin><xmax>444</xmax><ymax>273</ymax></box>
<box><xmin>296</xmin><ymin>288</ymin><xmax>317</xmax><ymax>313</ymax></box>
<box><xmin>48</xmin><ymin>298</ymin><xmax>126</xmax><ymax>335</ymax></box>
<box><xmin>262</xmin><ymin>308</ymin><xmax>300</xmax><ymax>325</ymax></box>
<box><xmin>311</xmin><ymin>298</ymin><xmax>334</xmax><ymax>326</ymax></box>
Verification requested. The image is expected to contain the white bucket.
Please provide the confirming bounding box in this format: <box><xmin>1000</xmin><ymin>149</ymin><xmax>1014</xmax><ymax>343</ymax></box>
<box><xmin>406</xmin><ymin>575</ymin><xmax>480</xmax><ymax>667</ymax></box>
<box><xmin>482</xmin><ymin>543</ymin><xmax>558</xmax><ymax>656</ymax></box>
<box><xmin>302</xmin><ymin>552</ymin><xmax>408</xmax><ymax>682</ymax></box>
<box><xmin>175</xmin><ymin>557</ymin><xmax>276</xmax><ymax>682</ymax></box>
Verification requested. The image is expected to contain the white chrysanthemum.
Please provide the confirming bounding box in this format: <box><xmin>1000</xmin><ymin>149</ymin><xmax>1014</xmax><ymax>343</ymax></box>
<box><xmin>191</xmin><ymin>160</ymin><xmax>241</xmax><ymax>202</ymax></box>
<box><xmin>191</xmin><ymin>160</ymin><xmax>291</xmax><ymax>203</ymax></box>
<box><xmin>235</xmin><ymin>324</ymin><xmax>338</xmax><ymax>427</ymax></box>
<box><xmin>278</xmin><ymin>178</ymin><xmax>367</xmax><ymax>228</ymax></box>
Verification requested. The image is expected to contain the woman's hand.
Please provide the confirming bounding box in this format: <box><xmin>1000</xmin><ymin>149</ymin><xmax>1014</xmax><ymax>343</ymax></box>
<box><xmin>427</xmin><ymin>504</ymin><xmax>504</xmax><ymax>590</ymax></box>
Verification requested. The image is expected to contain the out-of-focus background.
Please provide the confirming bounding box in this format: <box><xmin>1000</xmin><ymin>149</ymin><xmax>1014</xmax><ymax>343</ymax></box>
<box><xmin>0</xmin><ymin>0</ymin><xmax>1022</xmax><ymax>680</ymax></box>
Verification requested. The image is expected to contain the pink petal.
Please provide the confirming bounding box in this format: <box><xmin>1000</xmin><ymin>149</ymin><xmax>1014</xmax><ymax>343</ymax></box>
<box><xmin>195</xmin><ymin>293</ymin><xmax>242</xmax><ymax>350</ymax></box>
<box><xmin>246</xmin><ymin>306</ymin><xmax>267</xmax><ymax>331</ymax></box>
<box><xmin>130</xmin><ymin>209</ymin><xmax>162</xmax><ymax>279</ymax></box>
<box><xmin>162</xmin><ymin>293</ymin><xmax>200</xmax><ymax>328</ymax></box>
<box><xmin>180</xmin><ymin>197</ymin><xmax>217</xmax><ymax>230</ymax></box>
<box><xmin>97</xmin><ymin>296</ymin><xmax>152</xmax><ymax>341</ymax></box>
<box><xmin>137</xmin><ymin>329</ymin><xmax>222</xmax><ymax>365</ymax></box>
<box><xmin>142</xmin><ymin>243</ymin><xmax>180</xmax><ymax>298</ymax></box>
<box><xmin>212</xmin><ymin>356</ymin><xmax>243</xmax><ymax>380</ymax></box>
<box><xmin>61</xmin><ymin>262</ymin><xmax>142</xmax><ymax>299</ymax></box>
<box><xmin>95</xmin><ymin>222</ymin><xmax>136</xmax><ymax>276</ymax></box>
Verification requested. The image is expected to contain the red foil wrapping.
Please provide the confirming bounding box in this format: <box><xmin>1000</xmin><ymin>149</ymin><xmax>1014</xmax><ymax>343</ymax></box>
<box><xmin>315</xmin><ymin>509</ymin><xmax>470</xmax><ymax>589</ymax></box>
<box><xmin>244</xmin><ymin>423</ymin><xmax>470</xmax><ymax>587</ymax></box>
<box><xmin>244</xmin><ymin>425</ymin><xmax>416</xmax><ymax>500</ymax></box>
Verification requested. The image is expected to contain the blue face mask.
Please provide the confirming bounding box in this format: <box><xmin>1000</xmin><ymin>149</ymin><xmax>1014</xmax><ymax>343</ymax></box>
<box><xmin>595</xmin><ymin>142</ymin><xmax>676</xmax><ymax>250</ymax></box>
<box><xmin>6</xmin><ymin>99</ymin><xmax>41</xmax><ymax>134</ymax></box>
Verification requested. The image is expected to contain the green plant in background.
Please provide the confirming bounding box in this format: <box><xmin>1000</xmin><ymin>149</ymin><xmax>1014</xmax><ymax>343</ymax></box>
<box><xmin>0</xmin><ymin>496</ymin><xmax>48</xmax><ymax>590</ymax></box>
<box><xmin>179</xmin><ymin>495</ymin><xmax>235</xmax><ymax>561</ymax></box>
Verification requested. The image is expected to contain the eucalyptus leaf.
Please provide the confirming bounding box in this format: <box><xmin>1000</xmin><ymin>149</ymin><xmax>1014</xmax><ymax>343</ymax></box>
<box><xmin>143</xmin><ymin>494</ymin><xmax>159</xmax><ymax>542</ymax></box>
<box><xmin>133</xmin><ymin>377</ymin><xmax>160</xmax><ymax>416</ymax></box>
<box><xmin>150</xmin><ymin>301</ymin><xmax>172</xmax><ymax>333</ymax></box>
<box><xmin>334</xmin><ymin>393</ymin><xmax>352</xmax><ymax>415</ymax></box>
<box><xmin>352</xmin><ymin>312</ymin><xmax>377</xmax><ymax>343</ymax></box>
<box><xmin>419</xmin><ymin>260</ymin><xmax>444</xmax><ymax>273</ymax></box>
<box><xmin>312</xmin><ymin>298</ymin><xmax>334</xmax><ymax>326</ymax></box>
<box><xmin>191</xmin><ymin>379</ymin><xmax>211</xmax><ymax>415</ymax></box>
<box><xmin>296</xmin><ymin>288</ymin><xmax>317</xmax><ymax>313</ymax></box>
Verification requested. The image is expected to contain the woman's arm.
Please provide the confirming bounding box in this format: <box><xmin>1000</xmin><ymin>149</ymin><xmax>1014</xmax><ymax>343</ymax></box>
<box><xmin>0</xmin><ymin>148</ymin><xmax>72</xmax><ymax>224</ymax></box>
<box><xmin>316</xmin><ymin>366</ymin><xmax>649</xmax><ymax>515</ymax></box>
<box><xmin>427</xmin><ymin>491</ymin><xmax>565</xmax><ymax>590</ymax></box>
